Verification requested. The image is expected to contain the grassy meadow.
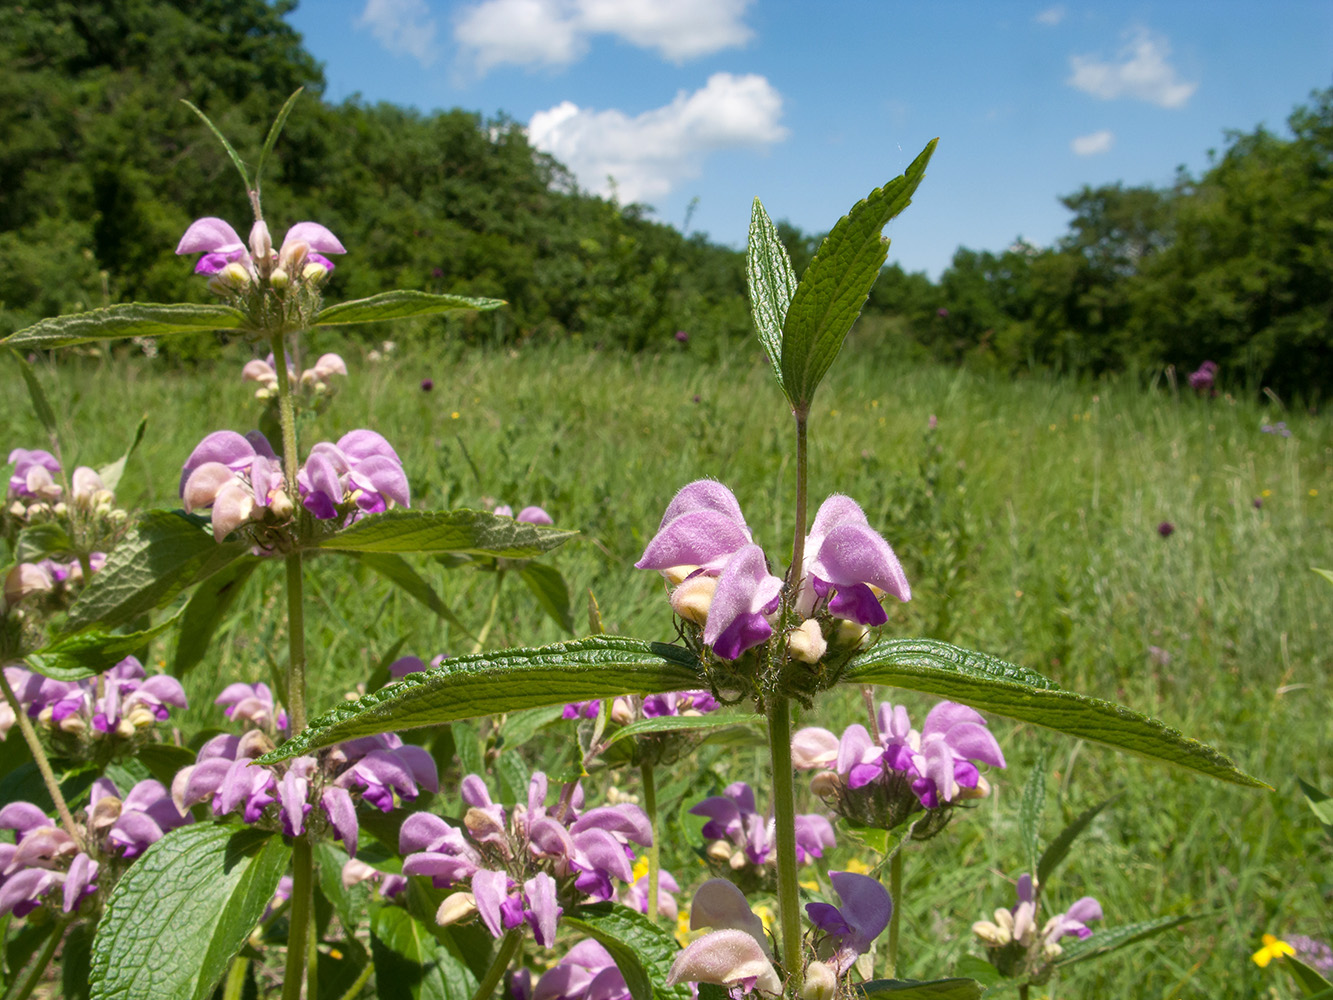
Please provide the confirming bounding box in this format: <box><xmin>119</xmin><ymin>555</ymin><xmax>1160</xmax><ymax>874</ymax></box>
<box><xmin>5</xmin><ymin>333</ymin><xmax>1331</xmax><ymax>998</ymax></box>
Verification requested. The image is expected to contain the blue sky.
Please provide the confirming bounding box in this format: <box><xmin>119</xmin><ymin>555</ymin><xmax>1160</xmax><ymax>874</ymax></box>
<box><xmin>286</xmin><ymin>1</ymin><xmax>1332</xmax><ymax>278</ymax></box>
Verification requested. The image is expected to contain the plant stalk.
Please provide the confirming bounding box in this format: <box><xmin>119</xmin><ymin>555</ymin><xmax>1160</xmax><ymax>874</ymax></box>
<box><xmin>470</xmin><ymin>928</ymin><xmax>523</xmax><ymax>1000</ymax></box>
<box><xmin>767</xmin><ymin>695</ymin><xmax>803</xmax><ymax>991</ymax></box>
<box><xmin>788</xmin><ymin>408</ymin><xmax>809</xmax><ymax>600</ymax></box>
<box><xmin>0</xmin><ymin>671</ymin><xmax>81</xmax><ymax>849</ymax></box>
<box><xmin>5</xmin><ymin>919</ymin><xmax>66</xmax><ymax>1000</ymax></box>
<box><xmin>282</xmin><ymin>836</ymin><xmax>315</xmax><ymax>1000</ymax></box>
<box><xmin>640</xmin><ymin>761</ymin><xmax>660</xmax><ymax>922</ymax></box>
<box><xmin>221</xmin><ymin>956</ymin><xmax>249</xmax><ymax>1000</ymax></box>
<box><xmin>470</xmin><ymin>570</ymin><xmax>505</xmax><ymax>654</ymax></box>
<box><xmin>887</xmin><ymin>849</ymin><xmax>903</xmax><ymax>977</ymax></box>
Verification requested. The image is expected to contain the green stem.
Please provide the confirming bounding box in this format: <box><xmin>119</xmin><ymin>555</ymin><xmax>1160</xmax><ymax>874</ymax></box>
<box><xmin>0</xmin><ymin>671</ymin><xmax>81</xmax><ymax>849</ymax></box>
<box><xmin>334</xmin><ymin>961</ymin><xmax>373</xmax><ymax>1000</ymax></box>
<box><xmin>270</xmin><ymin>333</ymin><xmax>301</xmax><ymax>490</ymax></box>
<box><xmin>767</xmin><ymin>696</ymin><xmax>803</xmax><ymax>991</ymax></box>
<box><xmin>282</xmin><ymin>837</ymin><xmax>315</xmax><ymax>1000</ymax></box>
<box><xmin>887</xmin><ymin>850</ymin><xmax>903</xmax><ymax>978</ymax></box>
<box><xmin>470</xmin><ymin>928</ymin><xmax>522</xmax><ymax>1000</ymax></box>
<box><xmin>284</xmin><ymin>552</ymin><xmax>307</xmax><ymax>734</ymax></box>
<box><xmin>470</xmin><ymin>571</ymin><xmax>505</xmax><ymax>654</ymax></box>
<box><xmin>1018</xmin><ymin>985</ymin><xmax>1029</xmax><ymax>1000</ymax></box>
<box><xmin>788</xmin><ymin>408</ymin><xmax>809</xmax><ymax>600</ymax></box>
<box><xmin>5</xmin><ymin>919</ymin><xmax>66</xmax><ymax>1000</ymax></box>
<box><xmin>640</xmin><ymin>761</ymin><xmax>660</xmax><ymax>922</ymax></box>
<box><xmin>221</xmin><ymin>956</ymin><xmax>249</xmax><ymax>1000</ymax></box>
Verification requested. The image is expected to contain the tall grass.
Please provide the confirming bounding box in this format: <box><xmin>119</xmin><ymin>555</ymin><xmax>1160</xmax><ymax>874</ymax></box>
<box><xmin>5</xmin><ymin>337</ymin><xmax>1329</xmax><ymax>998</ymax></box>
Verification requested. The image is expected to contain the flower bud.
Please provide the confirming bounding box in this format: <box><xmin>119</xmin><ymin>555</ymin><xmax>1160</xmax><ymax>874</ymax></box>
<box><xmin>972</xmin><ymin>918</ymin><xmax>1011</xmax><ymax>947</ymax></box>
<box><xmin>249</xmin><ymin>220</ymin><xmax>273</xmax><ymax>262</ymax></box>
<box><xmin>954</xmin><ymin>775</ymin><xmax>991</xmax><ymax>801</ymax></box>
<box><xmin>278</xmin><ymin>239</ymin><xmax>309</xmax><ymax>274</ymax></box>
<box><xmin>706</xmin><ymin>840</ymin><xmax>733</xmax><ymax>864</ymax></box>
<box><xmin>809</xmin><ymin>770</ymin><xmax>843</xmax><ymax>799</ymax></box>
<box><xmin>220</xmin><ymin>262</ymin><xmax>252</xmax><ymax>289</ymax></box>
<box><xmin>464</xmin><ymin>807</ymin><xmax>506</xmax><ymax>844</ymax></box>
<box><xmin>182</xmin><ymin>462</ymin><xmax>235</xmax><ymax>513</ymax></box>
<box><xmin>128</xmin><ymin>705</ymin><xmax>157</xmax><ymax>730</ymax></box>
<box><xmin>89</xmin><ymin>795</ymin><xmax>122</xmax><ymax>836</ymax></box>
<box><xmin>670</xmin><ymin>575</ymin><xmax>717</xmax><ymax>625</ymax></box>
<box><xmin>115</xmin><ymin>718</ymin><xmax>136</xmax><ymax>738</ymax></box>
<box><xmin>728</xmin><ymin>847</ymin><xmax>747</xmax><ymax>870</ymax></box>
<box><xmin>71</xmin><ymin>466</ymin><xmax>106</xmax><ymax>504</ymax></box>
<box><xmin>801</xmin><ymin>961</ymin><xmax>837</xmax><ymax>1000</ymax></box>
<box><xmin>268</xmin><ymin>490</ymin><xmax>295</xmax><ymax>520</ymax></box>
<box><xmin>59</xmin><ymin>715</ymin><xmax>87</xmax><ymax>735</ymax></box>
<box><xmin>52</xmin><ymin>502</ymin><xmax>68</xmax><ymax>517</ymax></box>
<box><xmin>302</xmin><ymin>261</ymin><xmax>329</xmax><ymax>283</ymax></box>
<box><xmin>663</xmin><ymin>564</ymin><xmax>698</xmax><ymax>586</ymax></box>
<box><xmin>211</xmin><ymin>481</ymin><xmax>256</xmax><ymax>539</ymax></box>
<box><xmin>610</xmin><ymin>697</ymin><xmax>633</xmax><ymax>726</ymax></box>
<box><xmin>9</xmin><ymin>502</ymin><xmax>25</xmax><ymax>517</ymax></box>
<box><xmin>786</xmin><ymin>619</ymin><xmax>827</xmax><ymax>663</ymax></box>
<box><xmin>269</xmin><ymin>267</ymin><xmax>290</xmax><ymax>289</ymax></box>
<box><xmin>435</xmin><ymin>891</ymin><xmax>478</xmax><ymax>927</ymax></box>
<box><xmin>5</xmin><ymin>563</ymin><xmax>54</xmax><ymax>604</ymax></box>
<box><xmin>236</xmin><ymin>728</ymin><xmax>276</xmax><ymax>759</ymax></box>
<box><xmin>832</xmin><ymin>618</ymin><xmax>870</xmax><ymax>649</ymax></box>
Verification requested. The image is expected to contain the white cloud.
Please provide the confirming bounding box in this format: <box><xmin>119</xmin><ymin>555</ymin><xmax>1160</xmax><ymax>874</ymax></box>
<box><xmin>358</xmin><ymin>0</ymin><xmax>439</xmax><ymax>65</ymax></box>
<box><xmin>1071</xmin><ymin>129</ymin><xmax>1114</xmax><ymax>156</ymax></box>
<box><xmin>1068</xmin><ymin>28</ymin><xmax>1197</xmax><ymax>108</ymax></box>
<box><xmin>1035</xmin><ymin>5</ymin><xmax>1065</xmax><ymax>26</ymax></box>
<box><xmin>527</xmin><ymin>73</ymin><xmax>787</xmax><ymax>204</ymax></box>
<box><xmin>454</xmin><ymin>0</ymin><xmax>752</xmax><ymax>72</ymax></box>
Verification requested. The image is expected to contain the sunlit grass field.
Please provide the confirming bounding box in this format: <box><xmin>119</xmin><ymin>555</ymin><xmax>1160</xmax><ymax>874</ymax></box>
<box><xmin>5</xmin><ymin>333</ymin><xmax>1330</xmax><ymax>999</ymax></box>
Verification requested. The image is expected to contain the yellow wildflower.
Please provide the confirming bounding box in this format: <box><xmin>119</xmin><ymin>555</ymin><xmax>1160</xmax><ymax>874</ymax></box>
<box><xmin>1252</xmin><ymin>933</ymin><xmax>1295</xmax><ymax>967</ymax></box>
<box><xmin>632</xmin><ymin>856</ymin><xmax>650</xmax><ymax>882</ymax></box>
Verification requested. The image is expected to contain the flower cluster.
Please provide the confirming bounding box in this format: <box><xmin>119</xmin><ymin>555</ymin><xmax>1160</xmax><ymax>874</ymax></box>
<box><xmin>635</xmin><ymin>481</ymin><xmax>908</xmax><ymax>664</ymax></box>
<box><xmin>215</xmin><ymin>680</ymin><xmax>289</xmax><ymax>735</ymax></box>
<box><xmin>394</xmin><ymin>771</ymin><xmax>650</xmax><ymax>947</ymax></box>
<box><xmin>691</xmin><ymin>781</ymin><xmax>834</xmax><ymax>892</ymax></box>
<box><xmin>242</xmin><ymin>351</ymin><xmax>348</xmax><ymax>416</ymax></box>
<box><xmin>3</xmin><ymin>553</ymin><xmax>107</xmax><ymax>609</ymax></box>
<box><xmin>563</xmin><ymin>689</ymin><xmax>719</xmax><ymax>724</ymax></box>
<box><xmin>177</xmin><ymin>217</ymin><xmax>344</xmax><ymax>298</ymax></box>
<box><xmin>181</xmin><ymin>428</ymin><xmax>409</xmax><ymax>541</ymax></box>
<box><xmin>0</xmin><ymin>657</ymin><xmax>187</xmax><ymax>753</ymax></box>
<box><xmin>792</xmin><ymin>700</ymin><xmax>1004</xmax><ymax>836</ymax></box>
<box><xmin>972</xmin><ymin>874</ymin><xmax>1102</xmax><ymax>976</ymax></box>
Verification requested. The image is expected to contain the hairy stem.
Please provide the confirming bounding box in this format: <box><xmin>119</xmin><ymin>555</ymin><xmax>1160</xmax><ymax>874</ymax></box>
<box><xmin>470</xmin><ymin>928</ymin><xmax>523</xmax><ymax>1000</ymax></box>
<box><xmin>284</xmin><ymin>552</ymin><xmax>307</xmax><ymax>734</ymax></box>
<box><xmin>6</xmin><ymin>919</ymin><xmax>66</xmax><ymax>1000</ymax></box>
<box><xmin>282</xmin><ymin>837</ymin><xmax>315</xmax><ymax>1000</ymax></box>
<box><xmin>788</xmin><ymin>408</ymin><xmax>809</xmax><ymax>601</ymax></box>
<box><xmin>0</xmin><ymin>671</ymin><xmax>81</xmax><ymax>849</ymax></box>
<box><xmin>767</xmin><ymin>695</ymin><xmax>803</xmax><ymax>990</ymax></box>
<box><xmin>887</xmin><ymin>850</ymin><xmax>903</xmax><ymax>977</ymax></box>
<box><xmin>470</xmin><ymin>570</ymin><xmax>505</xmax><ymax>654</ymax></box>
<box><xmin>640</xmin><ymin>761</ymin><xmax>660</xmax><ymax>922</ymax></box>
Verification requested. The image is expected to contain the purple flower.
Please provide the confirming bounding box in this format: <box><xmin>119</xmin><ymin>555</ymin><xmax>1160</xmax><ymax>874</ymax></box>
<box><xmin>176</xmin><ymin>217</ymin><xmax>345</xmax><ymax>279</ymax></box>
<box><xmin>421</xmin><ymin>378</ymin><xmax>434</xmax><ymax>392</ymax></box>
<box><xmin>667</xmin><ymin>880</ymin><xmax>779</xmax><ymax>995</ymax></box>
<box><xmin>620</xmin><ymin>867</ymin><xmax>680</xmax><ymax>921</ymax></box>
<box><xmin>1157</xmin><ymin>521</ymin><xmax>1174</xmax><ymax>537</ymax></box>
<box><xmin>635</xmin><ymin>480</ymin><xmax>753</xmax><ymax>578</ymax></box>
<box><xmin>562</xmin><ymin>700</ymin><xmax>601</xmax><ymax>720</ymax></box>
<box><xmin>799</xmin><ymin>494</ymin><xmax>911</xmax><ymax>626</ymax></box>
<box><xmin>215</xmin><ymin>681</ymin><xmax>288</xmax><ymax>733</ymax></box>
<box><xmin>704</xmin><ymin>544</ymin><xmax>783</xmax><ymax>660</ymax></box>
<box><xmin>1289</xmin><ymin>935</ymin><xmax>1333</xmax><ymax>975</ymax></box>
<box><xmin>974</xmin><ymin>875</ymin><xmax>1102</xmax><ymax>960</ymax></box>
<box><xmin>333</xmin><ymin>734</ymin><xmax>439</xmax><ymax>813</ymax></box>
<box><xmin>691</xmin><ymin>782</ymin><xmax>834</xmax><ymax>871</ymax></box>
<box><xmin>1261</xmin><ymin>421</ymin><xmax>1291</xmax><ymax>438</ymax></box>
<box><xmin>0</xmin><ymin>803</ymin><xmax>99</xmax><ymax>916</ymax></box>
<box><xmin>299</xmin><ymin>431</ymin><xmax>411</xmax><ymax>520</ymax></box>
<box><xmin>89</xmin><ymin>777</ymin><xmax>192</xmax><ymax>858</ymax></box>
<box><xmin>6</xmin><ymin>449</ymin><xmax>61</xmax><ymax>500</ymax></box>
<box><xmin>806</xmin><ymin>871</ymin><xmax>893</xmax><ymax>974</ymax></box>
<box><xmin>493</xmin><ymin>503</ymin><xmax>554</xmax><ymax>525</ymax></box>
<box><xmin>675</xmin><ymin>330</ymin><xmax>689</xmax><ymax>343</ymax></box>
<box><xmin>1187</xmin><ymin>360</ymin><xmax>1218</xmax><ymax>393</ymax></box>
<box><xmin>534</xmin><ymin>940</ymin><xmax>631</xmax><ymax>1000</ymax></box>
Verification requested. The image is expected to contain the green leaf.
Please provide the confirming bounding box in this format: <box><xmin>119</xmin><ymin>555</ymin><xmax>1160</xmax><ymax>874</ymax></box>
<box><xmin>1054</xmin><ymin>913</ymin><xmax>1195</xmax><ymax>968</ymax></box>
<box><xmin>90</xmin><ymin>824</ymin><xmax>290</xmax><ymax>1000</ymax></box>
<box><xmin>565</xmin><ymin>901</ymin><xmax>691</xmax><ymax>1000</ymax></box>
<box><xmin>96</xmin><ymin>415</ymin><xmax>148</xmax><ymax>494</ymax></box>
<box><xmin>857</xmin><ymin>978</ymin><xmax>982</xmax><ymax>998</ymax></box>
<box><xmin>1299</xmin><ymin>776</ymin><xmax>1333</xmax><ymax>831</ymax></box>
<box><xmin>11</xmin><ymin>351</ymin><xmax>57</xmax><ymax>434</ymax></box>
<box><xmin>1279</xmin><ymin>954</ymin><xmax>1333</xmax><ymax>997</ymax></box>
<box><xmin>1312</xmin><ymin>567</ymin><xmax>1333</xmax><ymax>587</ymax></box>
<box><xmin>780</xmin><ymin>139</ymin><xmax>937</xmax><ymax>409</ymax></box>
<box><xmin>2</xmin><ymin>303</ymin><xmax>247</xmax><ymax>350</ymax></box>
<box><xmin>171</xmin><ymin>557</ymin><xmax>261</xmax><ymax>677</ymax></box>
<box><xmin>61</xmin><ymin>921</ymin><xmax>95</xmax><ymax>1000</ymax></box>
<box><xmin>255</xmin><ymin>88</ymin><xmax>303</xmax><ymax>199</ymax></box>
<box><xmin>1037</xmin><ymin>796</ymin><xmax>1118</xmax><ymax>887</ymax></box>
<box><xmin>258</xmin><ymin>637</ymin><xmax>703</xmax><ymax>762</ymax></box>
<box><xmin>181</xmin><ymin>100</ymin><xmax>252</xmax><ymax>193</ymax></box>
<box><xmin>63</xmin><ymin>510</ymin><xmax>249</xmax><ymax>635</ymax></box>
<box><xmin>839</xmin><ymin>818</ymin><xmax>907</xmax><ymax>856</ymax></box>
<box><xmin>136</xmin><ymin>743</ymin><xmax>197</xmax><ymax>789</ymax></box>
<box><xmin>600</xmin><ymin>714</ymin><xmax>765</xmax><ymax>750</ymax></box>
<box><xmin>746</xmin><ymin>198</ymin><xmax>796</xmax><ymax>395</ymax></box>
<box><xmin>1019</xmin><ymin>750</ymin><xmax>1047</xmax><ymax>879</ymax></box>
<box><xmin>318</xmin><ymin>509</ymin><xmax>578</xmax><ymax>557</ymax></box>
<box><xmin>15</xmin><ymin>522</ymin><xmax>74</xmax><ymax>562</ymax></box>
<box><xmin>520</xmin><ymin>561</ymin><xmax>575</xmax><ymax>634</ymax></box>
<box><xmin>352</xmin><ymin>551</ymin><xmax>474</xmax><ymax>638</ymax></box>
<box><xmin>950</xmin><ymin>956</ymin><xmax>1003</xmax><ymax>988</ymax></box>
<box><xmin>369</xmin><ymin>905</ymin><xmax>476</xmax><ymax>1000</ymax></box>
<box><xmin>26</xmin><ymin>611</ymin><xmax>182</xmax><ymax>681</ymax></box>
<box><xmin>315</xmin><ymin>841</ymin><xmax>368</xmax><ymax>934</ymax></box>
<box><xmin>313</xmin><ymin>290</ymin><xmax>505</xmax><ymax>327</ymax></box>
<box><xmin>843</xmin><ymin>639</ymin><xmax>1267</xmax><ymax>788</ymax></box>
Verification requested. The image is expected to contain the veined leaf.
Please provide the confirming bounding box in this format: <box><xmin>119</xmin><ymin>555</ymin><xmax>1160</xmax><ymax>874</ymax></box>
<box><xmin>1054</xmin><ymin>913</ymin><xmax>1195</xmax><ymax>968</ymax></box>
<box><xmin>780</xmin><ymin>139</ymin><xmax>937</xmax><ymax>410</ymax></box>
<box><xmin>26</xmin><ymin>611</ymin><xmax>182</xmax><ymax>681</ymax></box>
<box><xmin>1018</xmin><ymin>750</ymin><xmax>1048</xmax><ymax>879</ymax></box>
<box><xmin>352</xmin><ymin>551</ymin><xmax>474</xmax><ymax>637</ymax></box>
<box><xmin>313</xmin><ymin>290</ymin><xmax>505</xmax><ymax>327</ymax></box>
<box><xmin>520</xmin><ymin>561</ymin><xmax>576</xmax><ymax>634</ymax></box>
<box><xmin>96</xmin><ymin>415</ymin><xmax>148</xmax><ymax>494</ymax></box>
<box><xmin>857</xmin><ymin>978</ymin><xmax>982</xmax><ymax>998</ymax></box>
<box><xmin>844</xmin><ymin>638</ymin><xmax>1266</xmax><ymax>787</ymax></box>
<box><xmin>258</xmin><ymin>637</ymin><xmax>703</xmax><ymax>762</ymax></box>
<box><xmin>90</xmin><ymin>824</ymin><xmax>290</xmax><ymax>1000</ymax></box>
<box><xmin>599</xmin><ymin>714</ymin><xmax>765</xmax><ymax>750</ymax></box>
<box><xmin>62</xmin><ymin>510</ymin><xmax>249</xmax><ymax>635</ymax></box>
<box><xmin>11</xmin><ymin>351</ymin><xmax>57</xmax><ymax>434</ymax></box>
<box><xmin>369</xmin><ymin>904</ymin><xmax>476</xmax><ymax>1000</ymax></box>
<box><xmin>3</xmin><ymin>303</ymin><xmax>247</xmax><ymax>349</ymax></box>
<box><xmin>317</xmin><ymin>509</ymin><xmax>577</xmax><ymax>557</ymax></box>
<box><xmin>14</xmin><ymin>522</ymin><xmax>74</xmax><ymax>562</ymax></box>
<box><xmin>564</xmin><ymin>902</ymin><xmax>691</xmax><ymax>1000</ymax></box>
<box><xmin>746</xmin><ymin>198</ymin><xmax>796</xmax><ymax>395</ymax></box>
<box><xmin>1037</xmin><ymin>795</ymin><xmax>1118</xmax><ymax>887</ymax></box>
<box><xmin>171</xmin><ymin>557</ymin><xmax>261</xmax><ymax>677</ymax></box>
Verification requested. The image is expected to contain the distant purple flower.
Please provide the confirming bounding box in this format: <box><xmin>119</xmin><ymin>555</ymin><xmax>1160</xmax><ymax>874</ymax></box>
<box><xmin>1253</xmin><ymin>497</ymin><xmax>1264</xmax><ymax>509</ymax></box>
<box><xmin>1157</xmin><ymin>521</ymin><xmax>1174</xmax><ymax>537</ymax></box>
<box><xmin>421</xmin><ymin>378</ymin><xmax>434</xmax><ymax>392</ymax></box>
<box><xmin>562</xmin><ymin>700</ymin><xmax>601</xmax><ymax>720</ymax></box>
<box><xmin>215</xmin><ymin>681</ymin><xmax>288</xmax><ymax>733</ymax></box>
<box><xmin>806</xmin><ymin>871</ymin><xmax>893</xmax><ymax>974</ymax></box>
<box><xmin>12</xmin><ymin>657</ymin><xmax>186</xmax><ymax>739</ymax></box>
<box><xmin>494</xmin><ymin>503</ymin><xmax>554</xmax><ymax>525</ymax></box>
<box><xmin>974</xmin><ymin>874</ymin><xmax>1102</xmax><ymax>959</ymax></box>
<box><xmin>1187</xmin><ymin>360</ymin><xmax>1218</xmax><ymax>394</ymax></box>
<box><xmin>675</xmin><ymin>330</ymin><xmax>689</xmax><ymax>343</ymax></box>
<box><xmin>1261</xmin><ymin>421</ymin><xmax>1291</xmax><ymax>438</ymax></box>
<box><xmin>1289</xmin><ymin>935</ymin><xmax>1333</xmax><ymax>975</ymax></box>
<box><xmin>620</xmin><ymin>867</ymin><xmax>680</xmax><ymax>921</ymax></box>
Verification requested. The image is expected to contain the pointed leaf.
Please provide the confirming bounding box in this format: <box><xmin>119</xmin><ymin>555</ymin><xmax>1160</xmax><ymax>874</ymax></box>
<box><xmin>1053</xmin><ymin>913</ymin><xmax>1195</xmax><ymax>968</ymax></box>
<box><xmin>369</xmin><ymin>904</ymin><xmax>476</xmax><ymax>1000</ymax></box>
<box><xmin>600</xmin><ymin>714</ymin><xmax>765</xmax><ymax>750</ymax></box>
<box><xmin>26</xmin><ymin>611</ymin><xmax>182</xmax><ymax>681</ymax></box>
<box><xmin>781</xmin><ymin>139</ymin><xmax>937</xmax><ymax>409</ymax></box>
<box><xmin>858</xmin><ymin>979</ymin><xmax>983</xmax><ymax>998</ymax></box>
<box><xmin>1299</xmin><ymin>776</ymin><xmax>1333</xmax><ymax>832</ymax></box>
<box><xmin>318</xmin><ymin>509</ymin><xmax>577</xmax><ymax>557</ymax></box>
<box><xmin>351</xmin><ymin>551</ymin><xmax>473</xmax><ymax>637</ymax></box>
<box><xmin>90</xmin><ymin>824</ymin><xmax>290</xmax><ymax>1000</ymax></box>
<box><xmin>257</xmin><ymin>637</ymin><xmax>703</xmax><ymax>762</ymax></box>
<box><xmin>565</xmin><ymin>901</ymin><xmax>692</xmax><ymax>1000</ymax></box>
<box><xmin>181</xmin><ymin>100</ymin><xmax>252</xmax><ymax>193</ymax></box>
<box><xmin>1037</xmin><ymin>796</ymin><xmax>1118</xmax><ymax>887</ymax></box>
<box><xmin>62</xmin><ymin>511</ymin><xmax>249</xmax><ymax>635</ymax></box>
<box><xmin>746</xmin><ymin>198</ymin><xmax>796</xmax><ymax>395</ymax></box>
<box><xmin>3</xmin><ymin>303</ymin><xmax>247</xmax><ymax>349</ymax></box>
<box><xmin>313</xmin><ymin>290</ymin><xmax>504</xmax><ymax>327</ymax></box>
<box><xmin>14</xmin><ymin>522</ymin><xmax>74</xmax><ymax>562</ymax></box>
<box><xmin>843</xmin><ymin>639</ymin><xmax>1266</xmax><ymax>788</ymax></box>
<box><xmin>1019</xmin><ymin>750</ymin><xmax>1048</xmax><ymax>879</ymax></box>
<box><xmin>520</xmin><ymin>561</ymin><xmax>575</xmax><ymax>634</ymax></box>
<box><xmin>1277</xmin><ymin>954</ymin><xmax>1333</xmax><ymax>997</ymax></box>
<box><xmin>11</xmin><ymin>351</ymin><xmax>57</xmax><ymax>434</ymax></box>
<box><xmin>171</xmin><ymin>557</ymin><xmax>261</xmax><ymax>677</ymax></box>
<box><xmin>255</xmin><ymin>88</ymin><xmax>303</xmax><ymax>199</ymax></box>
<box><xmin>96</xmin><ymin>416</ymin><xmax>148</xmax><ymax>494</ymax></box>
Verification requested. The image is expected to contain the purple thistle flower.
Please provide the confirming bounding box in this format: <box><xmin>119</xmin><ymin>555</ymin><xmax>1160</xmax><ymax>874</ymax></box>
<box><xmin>1157</xmin><ymin>521</ymin><xmax>1175</xmax><ymax>537</ymax></box>
<box><xmin>1187</xmin><ymin>360</ymin><xmax>1218</xmax><ymax>393</ymax></box>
